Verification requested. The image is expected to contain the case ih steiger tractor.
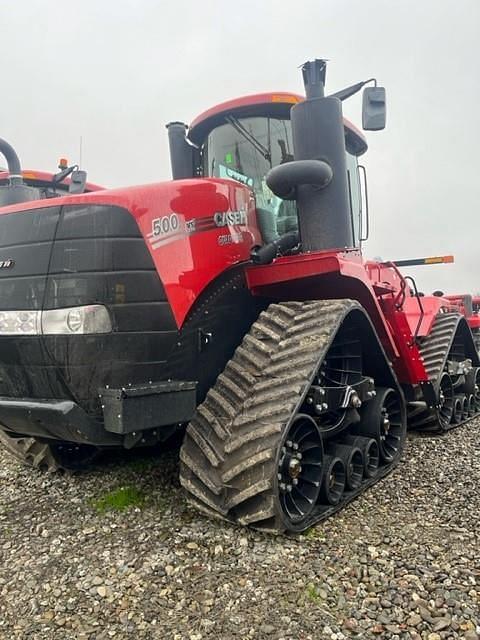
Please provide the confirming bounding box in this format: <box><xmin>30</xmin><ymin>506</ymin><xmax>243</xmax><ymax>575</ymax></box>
<box><xmin>444</xmin><ymin>293</ymin><xmax>480</xmax><ymax>353</ymax></box>
<box><xmin>0</xmin><ymin>60</ymin><xmax>478</xmax><ymax>533</ymax></box>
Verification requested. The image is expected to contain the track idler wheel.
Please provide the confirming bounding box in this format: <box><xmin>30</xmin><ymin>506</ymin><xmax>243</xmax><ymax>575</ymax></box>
<box><xmin>354</xmin><ymin>388</ymin><xmax>404</xmax><ymax>463</ymax></box>
<box><xmin>320</xmin><ymin>455</ymin><xmax>346</xmax><ymax>505</ymax></box>
<box><xmin>277</xmin><ymin>415</ymin><xmax>324</xmax><ymax>526</ymax></box>
<box><xmin>437</xmin><ymin>373</ymin><xmax>454</xmax><ymax>430</ymax></box>
<box><xmin>452</xmin><ymin>397</ymin><xmax>463</xmax><ymax>425</ymax></box>
<box><xmin>327</xmin><ymin>443</ymin><xmax>363</xmax><ymax>490</ymax></box>
<box><xmin>343</xmin><ymin>435</ymin><xmax>379</xmax><ymax>478</ymax></box>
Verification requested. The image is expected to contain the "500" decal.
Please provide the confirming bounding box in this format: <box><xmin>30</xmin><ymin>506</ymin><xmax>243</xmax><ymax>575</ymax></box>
<box><xmin>152</xmin><ymin>214</ymin><xmax>180</xmax><ymax>237</ymax></box>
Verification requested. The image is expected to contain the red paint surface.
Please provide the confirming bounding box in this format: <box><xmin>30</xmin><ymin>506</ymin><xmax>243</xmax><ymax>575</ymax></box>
<box><xmin>0</xmin><ymin>179</ymin><xmax>261</xmax><ymax>328</ymax></box>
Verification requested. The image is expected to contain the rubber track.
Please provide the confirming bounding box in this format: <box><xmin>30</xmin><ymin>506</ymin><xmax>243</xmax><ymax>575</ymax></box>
<box><xmin>179</xmin><ymin>299</ymin><xmax>401</xmax><ymax>533</ymax></box>
<box><xmin>410</xmin><ymin>312</ymin><xmax>479</xmax><ymax>432</ymax></box>
<box><xmin>0</xmin><ymin>431</ymin><xmax>62</xmax><ymax>472</ymax></box>
<box><xmin>417</xmin><ymin>313</ymin><xmax>460</xmax><ymax>380</ymax></box>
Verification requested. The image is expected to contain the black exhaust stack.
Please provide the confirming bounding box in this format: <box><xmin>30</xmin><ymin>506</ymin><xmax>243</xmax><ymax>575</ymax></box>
<box><xmin>0</xmin><ymin>138</ymin><xmax>40</xmax><ymax>206</ymax></box>
<box><xmin>166</xmin><ymin>122</ymin><xmax>196</xmax><ymax>180</ymax></box>
<box><xmin>267</xmin><ymin>59</ymin><xmax>353</xmax><ymax>252</ymax></box>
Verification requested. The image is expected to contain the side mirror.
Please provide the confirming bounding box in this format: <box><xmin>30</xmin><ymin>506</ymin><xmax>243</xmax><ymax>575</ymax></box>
<box><xmin>69</xmin><ymin>170</ymin><xmax>87</xmax><ymax>194</ymax></box>
<box><xmin>362</xmin><ymin>87</ymin><xmax>386</xmax><ymax>131</ymax></box>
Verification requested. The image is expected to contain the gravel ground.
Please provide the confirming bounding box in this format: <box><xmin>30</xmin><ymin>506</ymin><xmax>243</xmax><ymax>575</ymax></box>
<box><xmin>0</xmin><ymin>424</ymin><xmax>479</xmax><ymax>640</ymax></box>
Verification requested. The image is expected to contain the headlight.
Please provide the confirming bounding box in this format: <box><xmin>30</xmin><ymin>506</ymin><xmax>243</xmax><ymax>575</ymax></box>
<box><xmin>0</xmin><ymin>310</ymin><xmax>41</xmax><ymax>335</ymax></box>
<box><xmin>42</xmin><ymin>305</ymin><xmax>112</xmax><ymax>335</ymax></box>
<box><xmin>0</xmin><ymin>305</ymin><xmax>112</xmax><ymax>335</ymax></box>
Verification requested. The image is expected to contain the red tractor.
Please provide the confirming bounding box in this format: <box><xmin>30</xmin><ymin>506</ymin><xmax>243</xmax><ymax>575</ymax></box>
<box><xmin>0</xmin><ymin>59</ymin><xmax>478</xmax><ymax>533</ymax></box>
<box><xmin>443</xmin><ymin>294</ymin><xmax>480</xmax><ymax>353</ymax></box>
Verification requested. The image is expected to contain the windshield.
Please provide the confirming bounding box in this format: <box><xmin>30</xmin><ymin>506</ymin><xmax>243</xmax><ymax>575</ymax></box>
<box><xmin>202</xmin><ymin>116</ymin><xmax>298</xmax><ymax>241</ymax></box>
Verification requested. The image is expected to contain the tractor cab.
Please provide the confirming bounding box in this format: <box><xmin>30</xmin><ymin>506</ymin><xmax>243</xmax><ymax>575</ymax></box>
<box><xmin>168</xmin><ymin>92</ymin><xmax>369</xmax><ymax>247</ymax></box>
<box><xmin>0</xmin><ymin>136</ymin><xmax>102</xmax><ymax>207</ymax></box>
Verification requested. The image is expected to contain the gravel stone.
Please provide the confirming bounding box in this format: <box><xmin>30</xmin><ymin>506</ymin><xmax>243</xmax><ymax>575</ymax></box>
<box><xmin>407</xmin><ymin>612</ymin><xmax>422</xmax><ymax>626</ymax></box>
<box><xmin>433</xmin><ymin>616</ymin><xmax>451</xmax><ymax>631</ymax></box>
<box><xmin>0</xmin><ymin>424</ymin><xmax>479</xmax><ymax>639</ymax></box>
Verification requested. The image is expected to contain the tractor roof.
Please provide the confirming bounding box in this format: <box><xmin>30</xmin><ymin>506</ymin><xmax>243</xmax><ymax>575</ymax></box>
<box><xmin>189</xmin><ymin>92</ymin><xmax>368</xmax><ymax>156</ymax></box>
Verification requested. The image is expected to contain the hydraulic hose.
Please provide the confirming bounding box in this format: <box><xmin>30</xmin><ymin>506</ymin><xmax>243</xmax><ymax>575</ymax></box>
<box><xmin>0</xmin><ymin>138</ymin><xmax>22</xmax><ymax>178</ymax></box>
<box><xmin>250</xmin><ymin>231</ymin><xmax>299</xmax><ymax>265</ymax></box>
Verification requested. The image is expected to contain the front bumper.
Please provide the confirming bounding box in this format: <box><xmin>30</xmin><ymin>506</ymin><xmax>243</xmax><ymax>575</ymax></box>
<box><xmin>0</xmin><ymin>380</ymin><xmax>197</xmax><ymax>447</ymax></box>
<box><xmin>0</xmin><ymin>397</ymin><xmax>120</xmax><ymax>446</ymax></box>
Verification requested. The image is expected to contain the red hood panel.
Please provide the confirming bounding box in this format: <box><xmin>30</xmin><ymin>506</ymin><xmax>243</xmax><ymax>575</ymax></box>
<box><xmin>0</xmin><ymin>179</ymin><xmax>261</xmax><ymax>327</ymax></box>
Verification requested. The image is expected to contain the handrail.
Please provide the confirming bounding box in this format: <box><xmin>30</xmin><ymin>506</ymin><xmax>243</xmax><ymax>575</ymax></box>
<box><xmin>382</xmin><ymin>260</ymin><xmax>424</xmax><ymax>346</ymax></box>
<box><xmin>403</xmin><ymin>275</ymin><xmax>425</xmax><ymax>346</ymax></box>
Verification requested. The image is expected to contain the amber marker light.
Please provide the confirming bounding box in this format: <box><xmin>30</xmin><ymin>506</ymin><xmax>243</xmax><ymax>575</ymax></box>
<box><xmin>271</xmin><ymin>94</ymin><xmax>300</xmax><ymax>103</ymax></box>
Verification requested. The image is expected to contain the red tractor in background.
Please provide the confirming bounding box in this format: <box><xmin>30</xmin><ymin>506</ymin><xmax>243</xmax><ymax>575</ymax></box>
<box><xmin>0</xmin><ymin>59</ymin><xmax>478</xmax><ymax>534</ymax></box>
<box><xmin>444</xmin><ymin>293</ymin><xmax>480</xmax><ymax>353</ymax></box>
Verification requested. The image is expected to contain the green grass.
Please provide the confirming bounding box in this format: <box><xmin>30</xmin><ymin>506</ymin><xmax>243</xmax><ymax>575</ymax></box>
<box><xmin>305</xmin><ymin>583</ymin><xmax>321</xmax><ymax>603</ymax></box>
<box><xmin>303</xmin><ymin>527</ymin><xmax>326</xmax><ymax>541</ymax></box>
<box><xmin>92</xmin><ymin>486</ymin><xmax>146</xmax><ymax>512</ymax></box>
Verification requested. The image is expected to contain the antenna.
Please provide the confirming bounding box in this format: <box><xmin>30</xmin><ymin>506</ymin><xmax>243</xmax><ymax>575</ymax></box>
<box><xmin>79</xmin><ymin>136</ymin><xmax>83</xmax><ymax>168</ymax></box>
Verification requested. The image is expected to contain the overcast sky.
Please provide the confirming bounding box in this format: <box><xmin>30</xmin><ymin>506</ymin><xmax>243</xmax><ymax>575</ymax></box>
<box><xmin>1</xmin><ymin>0</ymin><xmax>479</xmax><ymax>293</ymax></box>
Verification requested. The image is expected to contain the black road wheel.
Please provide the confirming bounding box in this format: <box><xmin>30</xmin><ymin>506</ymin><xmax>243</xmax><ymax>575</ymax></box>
<box><xmin>452</xmin><ymin>397</ymin><xmax>463</xmax><ymax>425</ymax></box>
<box><xmin>320</xmin><ymin>455</ymin><xmax>346</xmax><ymax>505</ymax></box>
<box><xmin>277</xmin><ymin>414</ymin><xmax>323</xmax><ymax>526</ymax></box>
<box><xmin>355</xmin><ymin>388</ymin><xmax>404</xmax><ymax>462</ymax></box>
<box><xmin>438</xmin><ymin>372</ymin><xmax>454</xmax><ymax>430</ymax></box>
<box><xmin>328</xmin><ymin>442</ymin><xmax>363</xmax><ymax>490</ymax></box>
<box><xmin>465</xmin><ymin>368</ymin><xmax>480</xmax><ymax>411</ymax></box>
<box><xmin>467</xmin><ymin>394</ymin><xmax>476</xmax><ymax>417</ymax></box>
<box><xmin>460</xmin><ymin>395</ymin><xmax>469</xmax><ymax>421</ymax></box>
<box><xmin>363</xmin><ymin>438</ymin><xmax>380</xmax><ymax>477</ymax></box>
<box><xmin>343</xmin><ymin>435</ymin><xmax>380</xmax><ymax>478</ymax></box>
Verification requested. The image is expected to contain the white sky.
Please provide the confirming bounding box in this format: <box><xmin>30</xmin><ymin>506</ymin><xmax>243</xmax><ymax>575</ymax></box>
<box><xmin>2</xmin><ymin>0</ymin><xmax>479</xmax><ymax>293</ymax></box>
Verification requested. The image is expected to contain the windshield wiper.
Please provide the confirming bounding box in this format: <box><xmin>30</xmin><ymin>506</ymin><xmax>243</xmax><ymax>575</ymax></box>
<box><xmin>226</xmin><ymin>115</ymin><xmax>271</xmax><ymax>162</ymax></box>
